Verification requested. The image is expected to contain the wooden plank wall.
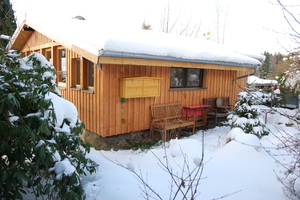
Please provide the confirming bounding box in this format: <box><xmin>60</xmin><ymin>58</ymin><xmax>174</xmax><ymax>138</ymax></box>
<box><xmin>20</xmin><ymin>31</ymin><xmax>53</xmax><ymax>52</ymax></box>
<box><xmin>101</xmin><ymin>64</ymin><xmax>243</xmax><ymax>137</ymax></box>
<box><xmin>236</xmin><ymin>71</ymin><xmax>250</xmax><ymax>93</ymax></box>
<box><xmin>58</xmin><ymin>50</ymin><xmax>102</xmax><ymax>138</ymax></box>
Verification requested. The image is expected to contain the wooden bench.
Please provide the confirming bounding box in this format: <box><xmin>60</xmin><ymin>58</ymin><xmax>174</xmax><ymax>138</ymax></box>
<box><xmin>150</xmin><ymin>103</ymin><xmax>195</xmax><ymax>142</ymax></box>
<box><xmin>203</xmin><ymin>97</ymin><xmax>233</xmax><ymax>127</ymax></box>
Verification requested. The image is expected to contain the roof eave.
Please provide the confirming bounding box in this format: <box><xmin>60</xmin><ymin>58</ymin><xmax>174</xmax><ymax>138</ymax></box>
<box><xmin>8</xmin><ymin>21</ymin><xmax>74</xmax><ymax>52</ymax></box>
<box><xmin>99</xmin><ymin>50</ymin><xmax>260</xmax><ymax>69</ymax></box>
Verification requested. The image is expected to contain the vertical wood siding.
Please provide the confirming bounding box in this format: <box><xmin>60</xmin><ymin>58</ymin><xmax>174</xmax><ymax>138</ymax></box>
<box><xmin>58</xmin><ymin>49</ymin><xmax>100</xmax><ymax>136</ymax></box>
<box><xmin>21</xmin><ymin>31</ymin><xmax>53</xmax><ymax>52</ymax></box>
<box><xmin>20</xmin><ymin>31</ymin><xmax>250</xmax><ymax>138</ymax></box>
<box><xmin>101</xmin><ymin>64</ymin><xmax>240</xmax><ymax>137</ymax></box>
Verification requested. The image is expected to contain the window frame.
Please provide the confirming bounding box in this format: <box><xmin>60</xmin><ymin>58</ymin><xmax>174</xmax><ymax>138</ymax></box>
<box><xmin>57</xmin><ymin>47</ymin><xmax>67</xmax><ymax>87</ymax></box>
<box><xmin>71</xmin><ymin>58</ymin><xmax>81</xmax><ymax>89</ymax></box>
<box><xmin>45</xmin><ymin>49</ymin><xmax>52</xmax><ymax>63</ymax></box>
<box><xmin>170</xmin><ymin>67</ymin><xmax>205</xmax><ymax>90</ymax></box>
<box><xmin>86</xmin><ymin>60</ymin><xmax>94</xmax><ymax>88</ymax></box>
<box><xmin>70</xmin><ymin>57</ymin><xmax>95</xmax><ymax>92</ymax></box>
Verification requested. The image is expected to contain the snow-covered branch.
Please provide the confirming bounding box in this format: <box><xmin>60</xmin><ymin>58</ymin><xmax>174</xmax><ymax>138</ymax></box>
<box><xmin>0</xmin><ymin>34</ymin><xmax>11</xmax><ymax>40</ymax></box>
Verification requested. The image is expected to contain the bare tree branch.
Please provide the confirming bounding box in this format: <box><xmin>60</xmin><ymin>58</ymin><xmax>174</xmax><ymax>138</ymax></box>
<box><xmin>273</xmin><ymin>0</ymin><xmax>300</xmax><ymax>46</ymax></box>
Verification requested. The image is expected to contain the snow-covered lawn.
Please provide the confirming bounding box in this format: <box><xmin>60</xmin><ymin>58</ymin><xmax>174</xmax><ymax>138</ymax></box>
<box><xmin>81</xmin><ymin>108</ymin><xmax>298</xmax><ymax>200</ymax></box>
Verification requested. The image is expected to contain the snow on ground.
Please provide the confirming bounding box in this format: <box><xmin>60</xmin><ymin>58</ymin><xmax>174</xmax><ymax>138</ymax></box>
<box><xmin>80</xmin><ymin>109</ymin><xmax>298</xmax><ymax>200</ymax></box>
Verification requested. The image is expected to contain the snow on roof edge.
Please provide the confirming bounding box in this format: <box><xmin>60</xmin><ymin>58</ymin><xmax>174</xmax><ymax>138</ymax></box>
<box><xmin>100</xmin><ymin>50</ymin><xmax>258</xmax><ymax>68</ymax></box>
<box><xmin>236</xmin><ymin>52</ymin><xmax>266</xmax><ymax>63</ymax></box>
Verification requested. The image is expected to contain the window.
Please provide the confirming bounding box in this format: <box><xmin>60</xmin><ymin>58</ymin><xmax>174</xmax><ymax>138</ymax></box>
<box><xmin>57</xmin><ymin>48</ymin><xmax>66</xmax><ymax>84</ymax></box>
<box><xmin>71</xmin><ymin>57</ymin><xmax>95</xmax><ymax>91</ymax></box>
<box><xmin>187</xmin><ymin>68</ymin><xmax>203</xmax><ymax>86</ymax></box>
<box><xmin>45</xmin><ymin>49</ymin><xmax>52</xmax><ymax>63</ymax></box>
<box><xmin>75</xmin><ymin>59</ymin><xmax>80</xmax><ymax>86</ymax></box>
<box><xmin>170</xmin><ymin>68</ymin><xmax>204</xmax><ymax>88</ymax></box>
<box><xmin>87</xmin><ymin>60</ymin><xmax>94</xmax><ymax>87</ymax></box>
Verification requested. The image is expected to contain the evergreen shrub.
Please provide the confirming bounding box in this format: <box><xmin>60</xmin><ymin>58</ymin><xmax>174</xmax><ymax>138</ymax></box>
<box><xmin>0</xmin><ymin>49</ymin><xmax>98</xmax><ymax>200</ymax></box>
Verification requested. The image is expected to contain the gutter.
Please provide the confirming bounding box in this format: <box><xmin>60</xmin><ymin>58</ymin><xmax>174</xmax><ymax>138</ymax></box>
<box><xmin>237</xmin><ymin>67</ymin><xmax>258</xmax><ymax>80</ymax></box>
<box><xmin>97</xmin><ymin>49</ymin><xmax>103</xmax><ymax>70</ymax></box>
<box><xmin>98</xmin><ymin>50</ymin><xmax>260</xmax><ymax>69</ymax></box>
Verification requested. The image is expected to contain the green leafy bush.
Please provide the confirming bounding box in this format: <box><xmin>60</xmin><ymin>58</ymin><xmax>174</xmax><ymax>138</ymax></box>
<box><xmin>0</xmin><ymin>49</ymin><xmax>98</xmax><ymax>200</ymax></box>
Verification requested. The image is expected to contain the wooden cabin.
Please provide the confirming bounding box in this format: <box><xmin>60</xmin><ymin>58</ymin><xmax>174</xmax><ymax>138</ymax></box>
<box><xmin>8</xmin><ymin>19</ymin><xmax>262</xmax><ymax>139</ymax></box>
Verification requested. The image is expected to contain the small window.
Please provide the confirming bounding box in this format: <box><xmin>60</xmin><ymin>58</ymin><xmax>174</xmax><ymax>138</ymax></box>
<box><xmin>71</xmin><ymin>57</ymin><xmax>95</xmax><ymax>91</ymax></box>
<box><xmin>45</xmin><ymin>49</ymin><xmax>52</xmax><ymax>62</ymax></box>
<box><xmin>87</xmin><ymin>60</ymin><xmax>94</xmax><ymax>87</ymax></box>
<box><xmin>75</xmin><ymin>59</ymin><xmax>81</xmax><ymax>86</ymax></box>
<box><xmin>71</xmin><ymin>58</ymin><xmax>81</xmax><ymax>88</ymax></box>
<box><xmin>170</xmin><ymin>68</ymin><xmax>184</xmax><ymax>87</ymax></box>
<box><xmin>187</xmin><ymin>68</ymin><xmax>203</xmax><ymax>87</ymax></box>
<box><xmin>57</xmin><ymin>48</ymin><xmax>66</xmax><ymax>83</ymax></box>
<box><xmin>170</xmin><ymin>68</ymin><xmax>204</xmax><ymax>88</ymax></box>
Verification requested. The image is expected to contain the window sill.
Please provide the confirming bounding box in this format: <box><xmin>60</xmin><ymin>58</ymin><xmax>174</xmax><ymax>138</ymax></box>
<box><xmin>82</xmin><ymin>88</ymin><xmax>94</xmax><ymax>94</ymax></box>
<box><xmin>70</xmin><ymin>87</ymin><xmax>94</xmax><ymax>94</ymax></box>
<box><xmin>57</xmin><ymin>85</ymin><xmax>66</xmax><ymax>90</ymax></box>
<box><xmin>70</xmin><ymin>87</ymin><xmax>81</xmax><ymax>91</ymax></box>
<box><xmin>169</xmin><ymin>87</ymin><xmax>208</xmax><ymax>91</ymax></box>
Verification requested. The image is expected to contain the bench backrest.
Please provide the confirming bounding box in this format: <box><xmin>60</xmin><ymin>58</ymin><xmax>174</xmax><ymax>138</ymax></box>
<box><xmin>220</xmin><ymin>97</ymin><xmax>230</xmax><ymax>107</ymax></box>
<box><xmin>151</xmin><ymin>103</ymin><xmax>182</xmax><ymax>118</ymax></box>
<box><xmin>203</xmin><ymin>98</ymin><xmax>217</xmax><ymax>108</ymax></box>
<box><xmin>204</xmin><ymin>97</ymin><xmax>230</xmax><ymax>108</ymax></box>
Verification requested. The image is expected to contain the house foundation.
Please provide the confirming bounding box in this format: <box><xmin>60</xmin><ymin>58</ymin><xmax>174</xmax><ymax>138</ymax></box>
<box><xmin>80</xmin><ymin>128</ymin><xmax>200</xmax><ymax>150</ymax></box>
<box><xmin>80</xmin><ymin>128</ymin><xmax>155</xmax><ymax>150</ymax></box>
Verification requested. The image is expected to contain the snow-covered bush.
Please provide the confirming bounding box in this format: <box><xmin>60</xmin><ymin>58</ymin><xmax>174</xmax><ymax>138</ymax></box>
<box><xmin>247</xmin><ymin>82</ymin><xmax>282</xmax><ymax>107</ymax></box>
<box><xmin>228</xmin><ymin>87</ymin><xmax>269</xmax><ymax>138</ymax></box>
<box><xmin>258</xmin><ymin>88</ymin><xmax>282</xmax><ymax>107</ymax></box>
<box><xmin>277</xmin><ymin>52</ymin><xmax>300</xmax><ymax>96</ymax></box>
<box><xmin>0</xmin><ymin>49</ymin><xmax>98</xmax><ymax>200</ymax></box>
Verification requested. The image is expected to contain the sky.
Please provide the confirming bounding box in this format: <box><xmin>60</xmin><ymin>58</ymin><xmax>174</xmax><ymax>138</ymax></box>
<box><xmin>9</xmin><ymin>0</ymin><xmax>299</xmax><ymax>55</ymax></box>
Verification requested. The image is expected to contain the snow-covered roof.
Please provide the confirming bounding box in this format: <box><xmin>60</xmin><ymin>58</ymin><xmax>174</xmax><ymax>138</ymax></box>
<box><xmin>248</xmin><ymin>76</ymin><xmax>278</xmax><ymax>86</ymax></box>
<box><xmin>9</xmin><ymin>18</ymin><xmax>262</xmax><ymax>69</ymax></box>
<box><xmin>234</xmin><ymin>51</ymin><xmax>266</xmax><ymax>63</ymax></box>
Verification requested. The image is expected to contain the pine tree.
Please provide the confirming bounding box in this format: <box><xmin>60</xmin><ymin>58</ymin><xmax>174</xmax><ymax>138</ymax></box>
<box><xmin>228</xmin><ymin>84</ymin><xmax>269</xmax><ymax>138</ymax></box>
<box><xmin>269</xmin><ymin>53</ymin><xmax>287</xmax><ymax>79</ymax></box>
<box><xmin>258</xmin><ymin>51</ymin><xmax>272</xmax><ymax>79</ymax></box>
<box><xmin>0</xmin><ymin>0</ymin><xmax>16</xmax><ymax>48</ymax></box>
